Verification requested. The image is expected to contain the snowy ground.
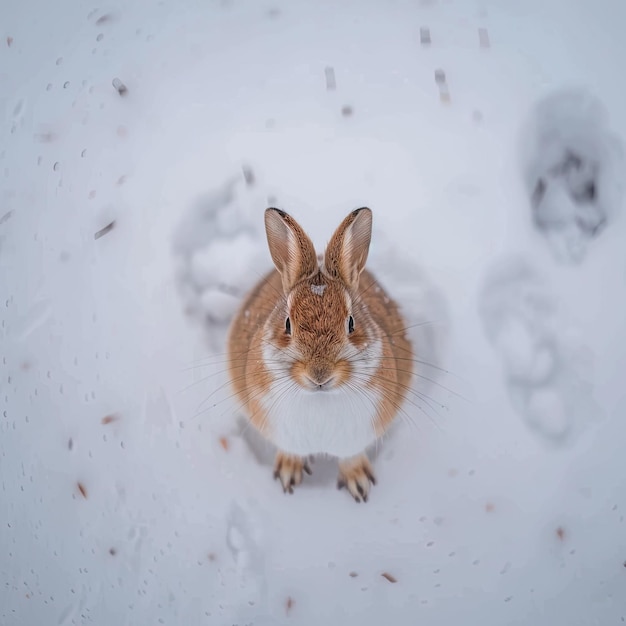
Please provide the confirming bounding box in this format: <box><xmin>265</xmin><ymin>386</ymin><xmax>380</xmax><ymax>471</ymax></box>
<box><xmin>2</xmin><ymin>0</ymin><xmax>626</xmax><ymax>624</ymax></box>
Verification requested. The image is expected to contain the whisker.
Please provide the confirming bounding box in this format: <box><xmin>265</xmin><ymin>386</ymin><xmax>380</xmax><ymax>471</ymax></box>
<box><xmin>388</xmin><ymin>319</ymin><xmax>444</xmax><ymax>335</ymax></box>
<box><xmin>350</xmin><ymin>360</ymin><xmax>467</xmax><ymax>401</ymax></box>
<box><xmin>349</xmin><ymin>373</ymin><xmax>446</xmax><ymax>424</ymax></box>
<box><xmin>385</xmin><ymin>354</ymin><xmax>451</xmax><ymax>375</ymax></box>
<box><xmin>349</xmin><ymin>375</ymin><xmax>438</xmax><ymax>433</ymax></box>
<box><xmin>192</xmin><ymin>371</ymin><xmax>292</xmax><ymax>424</ymax></box>
<box><xmin>193</xmin><ymin>365</ymin><xmax>294</xmax><ymax>416</ymax></box>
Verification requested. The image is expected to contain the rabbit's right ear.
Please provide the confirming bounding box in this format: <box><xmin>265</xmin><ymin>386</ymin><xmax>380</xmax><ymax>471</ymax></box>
<box><xmin>264</xmin><ymin>208</ymin><xmax>318</xmax><ymax>293</ymax></box>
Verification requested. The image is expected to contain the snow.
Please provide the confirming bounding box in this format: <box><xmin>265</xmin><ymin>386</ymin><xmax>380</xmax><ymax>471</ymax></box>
<box><xmin>1</xmin><ymin>0</ymin><xmax>626</xmax><ymax>625</ymax></box>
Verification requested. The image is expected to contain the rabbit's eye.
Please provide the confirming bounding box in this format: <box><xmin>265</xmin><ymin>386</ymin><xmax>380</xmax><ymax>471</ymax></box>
<box><xmin>285</xmin><ymin>317</ymin><xmax>292</xmax><ymax>335</ymax></box>
<box><xmin>348</xmin><ymin>315</ymin><xmax>355</xmax><ymax>334</ymax></box>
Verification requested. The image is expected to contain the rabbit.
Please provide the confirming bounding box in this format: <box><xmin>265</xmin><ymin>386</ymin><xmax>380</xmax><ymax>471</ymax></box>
<box><xmin>227</xmin><ymin>207</ymin><xmax>413</xmax><ymax>502</ymax></box>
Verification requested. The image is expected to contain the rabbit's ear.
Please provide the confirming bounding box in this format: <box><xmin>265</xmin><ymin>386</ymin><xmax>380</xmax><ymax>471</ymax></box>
<box><xmin>265</xmin><ymin>208</ymin><xmax>319</xmax><ymax>293</ymax></box>
<box><xmin>323</xmin><ymin>207</ymin><xmax>372</xmax><ymax>290</ymax></box>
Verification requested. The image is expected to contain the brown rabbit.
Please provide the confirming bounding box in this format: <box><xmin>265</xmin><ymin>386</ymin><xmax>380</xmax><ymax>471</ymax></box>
<box><xmin>227</xmin><ymin>208</ymin><xmax>413</xmax><ymax>502</ymax></box>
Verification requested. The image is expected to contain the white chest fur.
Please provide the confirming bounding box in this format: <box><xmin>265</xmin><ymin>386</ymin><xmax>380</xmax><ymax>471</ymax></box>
<box><xmin>260</xmin><ymin>383</ymin><xmax>381</xmax><ymax>458</ymax></box>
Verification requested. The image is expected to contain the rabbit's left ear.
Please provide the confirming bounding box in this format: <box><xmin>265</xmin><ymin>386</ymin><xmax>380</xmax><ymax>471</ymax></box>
<box><xmin>323</xmin><ymin>207</ymin><xmax>372</xmax><ymax>290</ymax></box>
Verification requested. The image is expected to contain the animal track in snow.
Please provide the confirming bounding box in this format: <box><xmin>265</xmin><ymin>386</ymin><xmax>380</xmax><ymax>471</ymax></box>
<box><xmin>480</xmin><ymin>258</ymin><xmax>600</xmax><ymax>444</ymax></box>
<box><xmin>172</xmin><ymin>174</ymin><xmax>268</xmax><ymax>350</ymax></box>
<box><xmin>224</xmin><ymin>501</ymin><xmax>270</xmax><ymax>622</ymax></box>
<box><xmin>520</xmin><ymin>88</ymin><xmax>624</xmax><ymax>264</ymax></box>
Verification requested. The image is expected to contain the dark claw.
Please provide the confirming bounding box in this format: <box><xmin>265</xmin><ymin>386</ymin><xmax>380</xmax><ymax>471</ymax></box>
<box><xmin>273</xmin><ymin>459</ymin><xmax>282</xmax><ymax>480</ymax></box>
<box><xmin>303</xmin><ymin>463</ymin><xmax>312</xmax><ymax>475</ymax></box>
<box><xmin>362</xmin><ymin>494</ymin><xmax>368</xmax><ymax>503</ymax></box>
<box><xmin>337</xmin><ymin>480</ymin><xmax>346</xmax><ymax>491</ymax></box>
<box><xmin>364</xmin><ymin>468</ymin><xmax>376</xmax><ymax>485</ymax></box>
<box><xmin>290</xmin><ymin>476</ymin><xmax>295</xmax><ymax>487</ymax></box>
<box><xmin>356</xmin><ymin>483</ymin><xmax>365</xmax><ymax>497</ymax></box>
<box><xmin>354</xmin><ymin>496</ymin><xmax>361</xmax><ymax>503</ymax></box>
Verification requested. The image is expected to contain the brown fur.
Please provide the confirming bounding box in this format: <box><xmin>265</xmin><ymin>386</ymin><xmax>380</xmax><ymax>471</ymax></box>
<box><xmin>226</xmin><ymin>269</ymin><xmax>282</xmax><ymax>435</ymax></box>
<box><xmin>355</xmin><ymin>270</ymin><xmax>413</xmax><ymax>434</ymax></box>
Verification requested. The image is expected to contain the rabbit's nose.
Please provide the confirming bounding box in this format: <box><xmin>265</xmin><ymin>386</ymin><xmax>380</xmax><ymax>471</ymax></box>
<box><xmin>307</xmin><ymin>364</ymin><xmax>334</xmax><ymax>387</ymax></box>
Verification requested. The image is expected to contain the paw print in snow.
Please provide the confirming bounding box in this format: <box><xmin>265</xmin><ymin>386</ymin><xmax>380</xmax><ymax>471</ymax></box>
<box><xmin>480</xmin><ymin>257</ymin><xmax>601</xmax><ymax>445</ymax></box>
<box><xmin>172</xmin><ymin>174</ymin><xmax>269</xmax><ymax>349</ymax></box>
<box><xmin>520</xmin><ymin>88</ymin><xmax>624</xmax><ymax>264</ymax></box>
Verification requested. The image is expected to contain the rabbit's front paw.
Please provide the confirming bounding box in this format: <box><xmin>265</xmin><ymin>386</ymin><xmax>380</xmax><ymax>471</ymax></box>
<box><xmin>273</xmin><ymin>452</ymin><xmax>312</xmax><ymax>494</ymax></box>
<box><xmin>337</xmin><ymin>455</ymin><xmax>376</xmax><ymax>503</ymax></box>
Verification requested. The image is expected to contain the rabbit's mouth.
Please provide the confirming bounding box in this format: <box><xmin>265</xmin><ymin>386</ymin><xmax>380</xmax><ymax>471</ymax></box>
<box><xmin>303</xmin><ymin>375</ymin><xmax>336</xmax><ymax>391</ymax></box>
